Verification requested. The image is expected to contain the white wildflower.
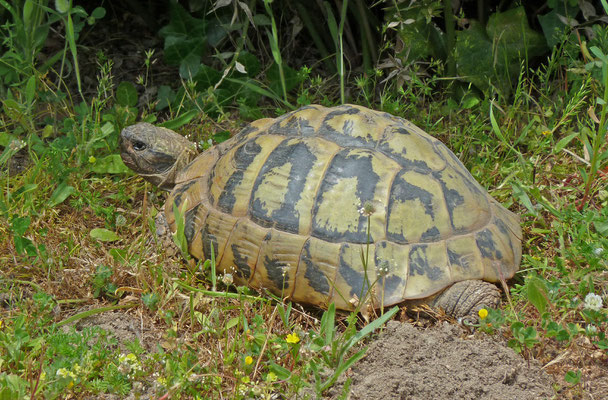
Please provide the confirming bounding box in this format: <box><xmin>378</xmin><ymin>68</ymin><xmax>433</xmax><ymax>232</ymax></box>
<box><xmin>222</xmin><ymin>273</ymin><xmax>233</xmax><ymax>285</ymax></box>
<box><xmin>584</xmin><ymin>293</ymin><xmax>603</xmax><ymax>311</ymax></box>
<box><xmin>377</xmin><ymin>260</ymin><xmax>391</xmax><ymax>276</ymax></box>
<box><xmin>358</xmin><ymin>200</ymin><xmax>377</xmax><ymax>217</ymax></box>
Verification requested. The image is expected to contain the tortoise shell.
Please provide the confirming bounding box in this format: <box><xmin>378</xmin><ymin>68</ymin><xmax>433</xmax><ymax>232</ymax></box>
<box><xmin>165</xmin><ymin>104</ymin><xmax>522</xmax><ymax>310</ymax></box>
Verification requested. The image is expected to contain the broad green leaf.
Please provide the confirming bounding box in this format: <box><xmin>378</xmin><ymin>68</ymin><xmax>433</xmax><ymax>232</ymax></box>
<box><xmin>3</xmin><ymin>99</ymin><xmax>25</xmax><ymax>123</ymax></box>
<box><xmin>538</xmin><ymin>1</ymin><xmax>579</xmax><ymax>48</ymax></box>
<box><xmin>212</xmin><ymin>131</ymin><xmax>231</xmax><ymax>143</ymax></box>
<box><xmin>527</xmin><ymin>186</ymin><xmax>562</xmax><ymax>218</ymax></box>
<box><xmin>0</xmin><ymin>138</ymin><xmax>25</xmax><ymax>166</ymax></box>
<box><xmin>48</xmin><ymin>181</ymin><xmax>75</xmax><ymax>207</ymax></box>
<box><xmin>554</xmin><ymin>132</ymin><xmax>578</xmax><ymax>153</ymax></box>
<box><xmin>510</xmin><ymin>182</ymin><xmax>538</xmax><ymax>217</ymax></box>
<box><xmin>237</xmin><ymin>52</ymin><xmax>260</xmax><ymax>77</ymax></box>
<box><xmin>455</xmin><ymin>22</ymin><xmax>493</xmax><ymax>91</ymax></box>
<box><xmin>66</xmin><ymin>10</ymin><xmax>82</xmax><ymax>93</ymax></box>
<box><xmin>324</xmin><ymin>2</ymin><xmax>339</xmax><ymax>44</ymax></box>
<box><xmin>226</xmin><ymin>317</ymin><xmax>239</xmax><ymax>330</ymax></box>
<box><xmin>156</xmin><ymin>85</ymin><xmax>175</xmax><ymax>110</ymax></box>
<box><xmin>90</xmin><ymin>154</ymin><xmax>129</xmax><ymax>174</ymax></box>
<box><xmin>193</xmin><ymin>65</ymin><xmax>222</xmax><ymax>91</ymax></box>
<box><xmin>590</xmin><ymin>46</ymin><xmax>607</xmax><ymax>62</ymax></box>
<box><xmin>253</xmin><ymin>14</ymin><xmax>271</xmax><ymax>26</ymax></box>
<box><xmin>461</xmin><ymin>94</ymin><xmax>480</xmax><ymax>109</ymax></box>
<box><xmin>90</xmin><ymin>228</ymin><xmax>120</xmax><ymax>242</ymax></box>
<box><xmin>13</xmin><ymin>184</ymin><xmax>38</xmax><ymax>198</ymax></box>
<box><xmin>179</xmin><ymin>53</ymin><xmax>201</xmax><ymax>79</ymax></box>
<box><xmin>100</xmin><ymin>121</ymin><xmax>115</xmax><ymax>137</ymax></box>
<box><xmin>487</xmin><ymin>7</ymin><xmax>547</xmax><ymax>60</ymax></box>
<box><xmin>320</xmin><ymin>303</ymin><xmax>336</xmax><ymax>346</ymax></box>
<box><xmin>90</xmin><ymin>7</ymin><xmax>106</xmax><ymax>19</ymax></box>
<box><xmin>564</xmin><ymin>370</ymin><xmax>582</xmax><ymax>384</ymax></box>
<box><xmin>11</xmin><ymin>216</ymin><xmax>31</xmax><ymax>236</ymax></box>
<box><xmin>161</xmin><ymin>110</ymin><xmax>198</xmax><ymax>130</ymax></box>
<box><xmin>594</xmin><ymin>219</ymin><xmax>608</xmax><ymax>237</ymax></box>
<box><xmin>116</xmin><ymin>81</ymin><xmax>138</xmax><ymax>107</ymax></box>
<box><xmin>109</xmin><ymin>248</ymin><xmax>128</xmax><ymax>264</ymax></box>
<box><xmin>165</xmin><ymin>38</ymin><xmax>206</xmax><ymax>67</ymax></box>
<box><xmin>14</xmin><ymin>236</ymin><xmax>37</xmax><ymax>256</ymax></box>
<box><xmin>268</xmin><ymin>362</ymin><xmax>291</xmax><ymax>380</ymax></box>
<box><xmin>159</xmin><ymin>3</ymin><xmax>211</xmax><ymax>67</ymax></box>
<box><xmin>266</xmin><ymin>28</ymin><xmax>281</xmax><ymax>66</ymax></box>
<box><xmin>55</xmin><ymin>0</ymin><xmax>69</xmax><ymax>13</ymax></box>
<box><xmin>556</xmin><ymin>329</ymin><xmax>571</xmax><ymax>342</ymax></box>
<box><xmin>527</xmin><ymin>276</ymin><xmax>549</xmax><ymax>314</ymax></box>
<box><xmin>23</xmin><ymin>0</ymin><xmax>35</xmax><ymax>26</ymax></box>
<box><xmin>0</xmin><ymin>132</ymin><xmax>17</xmax><ymax>147</ymax></box>
<box><xmin>25</xmin><ymin>75</ymin><xmax>36</xmax><ymax>106</ymax></box>
<box><xmin>457</xmin><ymin>7</ymin><xmax>546</xmax><ymax>94</ymax></box>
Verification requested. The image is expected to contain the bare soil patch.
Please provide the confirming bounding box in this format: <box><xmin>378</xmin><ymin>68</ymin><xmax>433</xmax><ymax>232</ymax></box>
<box><xmin>67</xmin><ymin>310</ymin><xmax>162</xmax><ymax>353</ymax></box>
<box><xmin>333</xmin><ymin>320</ymin><xmax>555</xmax><ymax>400</ymax></box>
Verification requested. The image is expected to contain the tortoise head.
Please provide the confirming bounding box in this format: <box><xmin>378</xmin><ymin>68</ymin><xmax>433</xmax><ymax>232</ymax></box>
<box><xmin>120</xmin><ymin>122</ymin><xmax>197</xmax><ymax>190</ymax></box>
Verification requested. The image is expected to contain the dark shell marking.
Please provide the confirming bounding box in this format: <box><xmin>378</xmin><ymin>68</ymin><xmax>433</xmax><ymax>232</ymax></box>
<box><xmin>165</xmin><ymin>104</ymin><xmax>522</xmax><ymax>310</ymax></box>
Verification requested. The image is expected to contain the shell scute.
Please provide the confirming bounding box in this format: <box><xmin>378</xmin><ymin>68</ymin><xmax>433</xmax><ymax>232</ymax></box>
<box><xmin>250</xmin><ymin>229</ymin><xmax>307</xmax><ymax>298</ymax></box>
<box><xmin>294</xmin><ymin>237</ymin><xmax>339</xmax><ymax>307</ymax></box>
<box><xmin>386</xmin><ymin>170</ymin><xmax>452</xmax><ymax>244</ymax></box>
<box><xmin>404</xmin><ymin>243</ymin><xmax>452</xmax><ymax>299</ymax></box>
<box><xmin>334</xmin><ymin>242</ymin><xmax>377</xmax><ymax>308</ymax></box>
<box><xmin>446</xmin><ymin>235</ymin><xmax>484</xmax><ymax>282</ymax></box>
<box><xmin>311</xmin><ymin>148</ymin><xmax>389</xmax><ymax>243</ymax></box>
<box><xmin>378</xmin><ymin>127</ymin><xmax>446</xmax><ymax>173</ymax></box>
<box><xmin>432</xmin><ymin>168</ymin><xmax>491</xmax><ymax>233</ymax></box>
<box><xmin>250</xmin><ymin>138</ymin><xmax>319</xmax><ymax>233</ymax></box>
<box><xmin>221</xmin><ymin>218</ymin><xmax>267</xmax><ymax>282</ymax></box>
<box><xmin>373</xmin><ymin>241</ymin><xmax>409</xmax><ymax>305</ymax></box>
<box><xmin>210</xmin><ymin>134</ymin><xmax>282</xmax><ymax>216</ymax></box>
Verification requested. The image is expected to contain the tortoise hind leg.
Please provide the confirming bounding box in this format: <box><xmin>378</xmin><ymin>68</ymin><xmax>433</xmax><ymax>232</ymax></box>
<box><xmin>430</xmin><ymin>280</ymin><xmax>501</xmax><ymax>321</ymax></box>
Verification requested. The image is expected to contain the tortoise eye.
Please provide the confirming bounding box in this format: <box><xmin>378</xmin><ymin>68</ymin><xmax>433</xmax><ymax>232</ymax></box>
<box><xmin>132</xmin><ymin>140</ymin><xmax>147</xmax><ymax>151</ymax></box>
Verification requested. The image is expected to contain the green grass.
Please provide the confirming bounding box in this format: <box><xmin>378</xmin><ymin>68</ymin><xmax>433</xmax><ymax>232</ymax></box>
<box><xmin>2</xmin><ymin>2</ymin><xmax>608</xmax><ymax>399</ymax></box>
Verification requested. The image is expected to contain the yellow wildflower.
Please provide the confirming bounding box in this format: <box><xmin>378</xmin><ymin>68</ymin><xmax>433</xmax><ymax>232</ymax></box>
<box><xmin>541</xmin><ymin>130</ymin><xmax>551</xmax><ymax>136</ymax></box>
<box><xmin>245</xmin><ymin>356</ymin><xmax>253</xmax><ymax>365</ymax></box>
<box><xmin>88</xmin><ymin>155</ymin><xmax>96</xmax><ymax>163</ymax></box>
<box><xmin>478</xmin><ymin>308</ymin><xmax>488</xmax><ymax>320</ymax></box>
<box><xmin>286</xmin><ymin>332</ymin><xmax>300</xmax><ymax>344</ymax></box>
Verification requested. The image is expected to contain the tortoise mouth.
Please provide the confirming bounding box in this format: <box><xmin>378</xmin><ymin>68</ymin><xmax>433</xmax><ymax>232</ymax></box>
<box><xmin>120</xmin><ymin>150</ymin><xmax>137</xmax><ymax>171</ymax></box>
<box><xmin>120</xmin><ymin>137</ymin><xmax>140</xmax><ymax>172</ymax></box>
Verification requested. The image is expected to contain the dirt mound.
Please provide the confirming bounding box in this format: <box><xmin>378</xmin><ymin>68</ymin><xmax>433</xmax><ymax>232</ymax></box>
<box><xmin>340</xmin><ymin>321</ymin><xmax>555</xmax><ymax>400</ymax></box>
<box><xmin>68</xmin><ymin>310</ymin><xmax>162</xmax><ymax>353</ymax></box>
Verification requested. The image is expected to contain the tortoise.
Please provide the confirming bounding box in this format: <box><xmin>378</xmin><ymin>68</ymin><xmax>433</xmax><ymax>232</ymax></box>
<box><xmin>120</xmin><ymin>104</ymin><xmax>522</xmax><ymax>319</ymax></box>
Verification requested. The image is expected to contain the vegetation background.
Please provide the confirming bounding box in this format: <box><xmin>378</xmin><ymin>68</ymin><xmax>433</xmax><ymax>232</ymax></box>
<box><xmin>1</xmin><ymin>0</ymin><xmax>608</xmax><ymax>398</ymax></box>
